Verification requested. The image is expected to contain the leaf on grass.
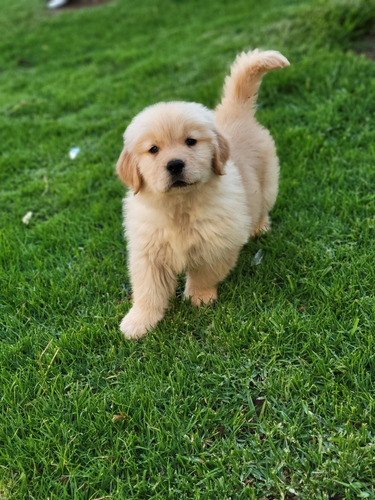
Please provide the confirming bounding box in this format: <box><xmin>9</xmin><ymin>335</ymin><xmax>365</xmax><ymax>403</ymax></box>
<box><xmin>112</xmin><ymin>412</ymin><xmax>126</xmax><ymax>423</ymax></box>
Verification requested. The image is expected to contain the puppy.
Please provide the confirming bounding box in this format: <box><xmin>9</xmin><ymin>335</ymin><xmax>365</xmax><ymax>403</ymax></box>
<box><xmin>117</xmin><ymin>49</ymin><xmax>289</xmax><ymax>339</ymax></box>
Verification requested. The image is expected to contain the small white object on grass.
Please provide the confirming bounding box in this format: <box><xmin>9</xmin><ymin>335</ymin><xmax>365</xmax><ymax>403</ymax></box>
<box><xmin>69</xmin><ymin>147</ymin><xmax>80</xmax><ymax>159</ymax></box>
<box><xmin>252</xmin><ymin>248</ymin><xmax>264</xmax><ymax>266</ymax></box>
<box><xmin>22</xmin><ymin>211</ymin><xmax>33</xmax><ymax>225</ymax></box>
<box><xmin>47</xmin><ymin>0</ymin><xmax>69</xmax><ymax>8</ymax></box>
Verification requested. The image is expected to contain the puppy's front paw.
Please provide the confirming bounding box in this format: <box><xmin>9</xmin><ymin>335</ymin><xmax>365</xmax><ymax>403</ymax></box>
<box><xmin>119</xmin><ymin>307</ymin><xmax>161</xmax><ymax>340</ymax></box>
<box><xmin>120</xmin><ymin>309</ymin><xmax>148</xmax><ymax>340</ymax></box>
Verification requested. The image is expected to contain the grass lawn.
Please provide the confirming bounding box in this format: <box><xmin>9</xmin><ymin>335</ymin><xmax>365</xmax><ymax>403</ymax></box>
<box><xmin>1</xmin><ymin>0</ymin><xmax>375</xmax><ymax>498</ymax></box>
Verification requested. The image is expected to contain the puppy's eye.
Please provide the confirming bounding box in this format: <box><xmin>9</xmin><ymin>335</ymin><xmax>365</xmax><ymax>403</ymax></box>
<box><xmin>149</xmin><ymin>145</ymin><xmax>159</xmax><ymax>154</ymax></box>
<box><xmin>185</xmin><ymin>138</ymin><xmax>197</xmax><ymax>147</ymax></box>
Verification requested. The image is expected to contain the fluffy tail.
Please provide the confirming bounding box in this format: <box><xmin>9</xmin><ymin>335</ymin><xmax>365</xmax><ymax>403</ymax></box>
<box><xmin>220</xmin><ymin>49</ymin><xmax>290</xmax><ymax>113</ymax></box>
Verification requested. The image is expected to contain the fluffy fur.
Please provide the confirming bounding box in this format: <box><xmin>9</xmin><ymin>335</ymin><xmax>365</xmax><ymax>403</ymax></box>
<box><xmin>116</xmin><ymin>49</ymin><xmax>289</xmax><ymax>339</ymax></box>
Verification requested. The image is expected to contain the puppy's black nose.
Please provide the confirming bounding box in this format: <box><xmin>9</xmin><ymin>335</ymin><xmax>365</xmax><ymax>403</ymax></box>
<box><xmin>166</xmin><ymin>159</ymin><xmax>185</xmax><ymax>176</ymax></box>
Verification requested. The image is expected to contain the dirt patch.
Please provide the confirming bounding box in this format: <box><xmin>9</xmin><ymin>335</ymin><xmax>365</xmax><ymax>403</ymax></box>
<box><xmin>47</xmin><ymin>0</ymin><xmax>112</xmax><ymax>9</ymax></box>
<box><xmin>357</xmin><ymin>33</ymin><xmax>375</xmax><ymax>59</ymax></box>
<box><xmin>352</xmin><ymin>27</ymin><xmax>375</xmax><ymax>60</ymax></box>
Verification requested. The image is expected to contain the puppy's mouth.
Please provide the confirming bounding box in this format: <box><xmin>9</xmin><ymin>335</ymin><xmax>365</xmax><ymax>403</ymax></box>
<box><xmin>171</xmin><ymin>180</ymin><xmax>189</xmax><ymax>188</ymax></box>
<box><xmin>169</xmin><ymin>180</ymin><xmax>198</xmax><ymax>189</ymax></box>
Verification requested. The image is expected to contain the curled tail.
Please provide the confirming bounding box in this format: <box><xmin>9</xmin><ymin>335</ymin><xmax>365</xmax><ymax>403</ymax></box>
<box><xmin>220</xmin><ymin>49</ymin><xmax>290</xmax><ymax>114</ymax></box>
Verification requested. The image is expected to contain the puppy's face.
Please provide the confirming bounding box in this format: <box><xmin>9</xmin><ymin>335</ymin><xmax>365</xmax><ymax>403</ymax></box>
<box><xmin>117</xmin><ymin>102</ymin><xmax>229</xmax><ymax>195</ymax></box>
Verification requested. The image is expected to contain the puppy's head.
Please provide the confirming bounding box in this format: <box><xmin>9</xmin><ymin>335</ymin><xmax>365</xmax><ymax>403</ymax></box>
<box><xmin>117</xmin><ymin>102</ymin><xmax>229</xmax><ymax>195</ymax></box>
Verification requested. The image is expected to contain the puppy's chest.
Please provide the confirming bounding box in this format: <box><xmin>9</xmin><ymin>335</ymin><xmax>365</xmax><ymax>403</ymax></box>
<box><xmin>162</xmin><ymin>212</ymin><xmax>223</xmax><ymax>269</ymax></box>
<box><xmin>168</xmin><ymin>212</ymin><xmax>208</xmax><ymax>251</ymax></box>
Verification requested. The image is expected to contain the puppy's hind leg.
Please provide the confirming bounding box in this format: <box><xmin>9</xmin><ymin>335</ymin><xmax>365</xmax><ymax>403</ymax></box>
<box><xmin>120</xmin><ymin>256</ymin><xmax>176</xmax><ymax>339</ymax></box>
<box><xmin>251</xmin><ymin>214</ymin><xmax>271</xmax><ymax>238</ymax></box>
<box><xmin>184</xmin><ymin>252</ymin><xmax>240</xmax><ymax>307</ymax></box>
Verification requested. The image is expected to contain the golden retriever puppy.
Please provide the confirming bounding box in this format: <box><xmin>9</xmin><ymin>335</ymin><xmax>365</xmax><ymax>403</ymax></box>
<box><xmin>117</xmin><ymin>49</ymin><xmax>289</xmax><ymax>339</ymax></box>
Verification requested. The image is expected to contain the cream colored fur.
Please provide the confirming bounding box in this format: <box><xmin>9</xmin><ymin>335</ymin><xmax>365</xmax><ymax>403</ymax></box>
<box><xmin>116</xmin><ymin>49</ymin><xmax>290</xmax><ymax>339</ymax></box>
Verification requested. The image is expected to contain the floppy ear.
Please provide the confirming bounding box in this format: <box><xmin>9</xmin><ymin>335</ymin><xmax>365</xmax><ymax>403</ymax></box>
<box><xmin>212</xmin><ymin>130</ymin><xmax>230</xmax><ymax>175</ymax></box>
<box><xmin>116</xmin><ymin>148</ymin><xmax>142</xmax><ymax>194</ymax></box>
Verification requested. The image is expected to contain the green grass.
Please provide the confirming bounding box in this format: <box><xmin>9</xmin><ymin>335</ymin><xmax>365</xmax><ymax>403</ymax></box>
<box><xmin>1</xmin><ymin>0</ymin><xmax>375</xmax><ymax>498</ymax></box>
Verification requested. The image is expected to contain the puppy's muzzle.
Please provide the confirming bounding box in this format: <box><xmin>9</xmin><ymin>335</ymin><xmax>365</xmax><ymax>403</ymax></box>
<box><xmin>167</xmin><ymin>159</ymin><xmax>189</xmax><ymax>188</ymax></box>
<box><xmin>166</xmin><ymin>159</ymin><xmax>185</xmax><ymax>177</ymax></box>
